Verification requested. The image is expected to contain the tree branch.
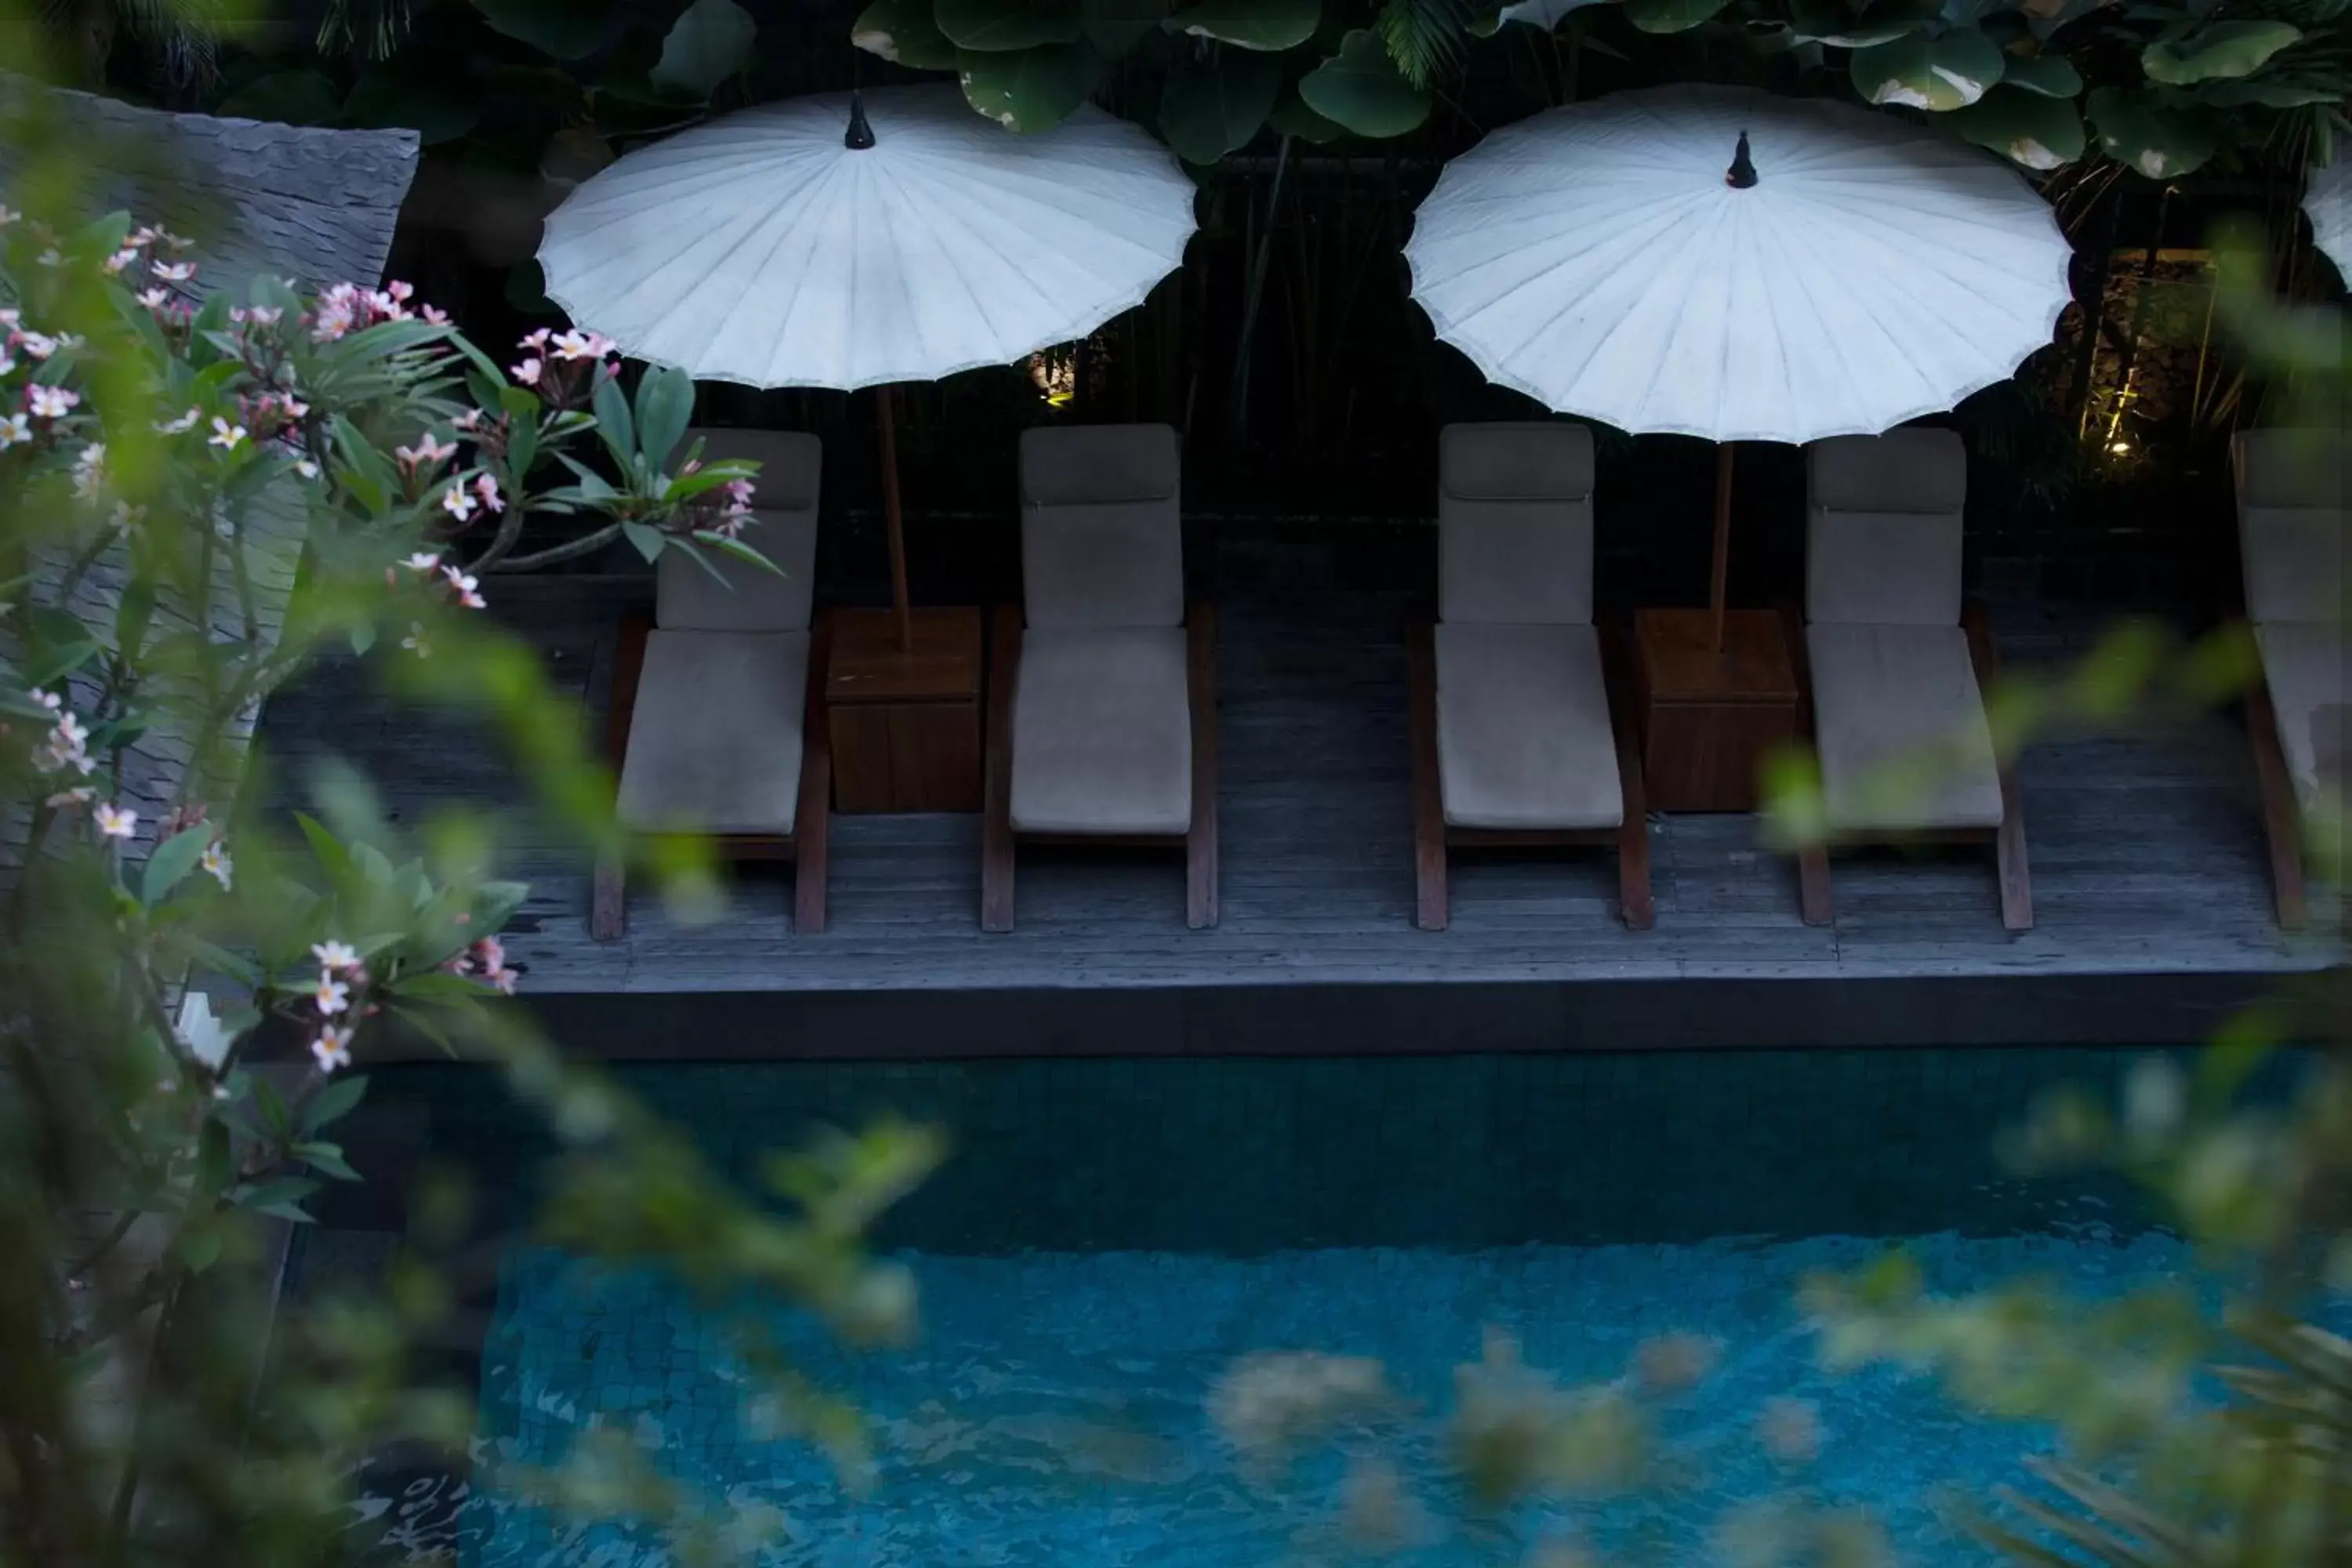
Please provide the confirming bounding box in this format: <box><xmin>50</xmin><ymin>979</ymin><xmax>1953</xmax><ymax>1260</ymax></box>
<box><xmin>491</xmin><ymin>521</ymin><xmax>624</xmax><ymax>574</ymax></box>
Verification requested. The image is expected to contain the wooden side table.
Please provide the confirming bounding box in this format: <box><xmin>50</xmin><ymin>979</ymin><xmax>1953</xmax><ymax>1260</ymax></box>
<box><xmin>825</xmin><ymin>605</ymin><xmax>984</xmax><ymax>814</ymax></box>
<box><xmin>1634</xmin><ymin>607</ymin><xmax>1800</xmax><ymax>813</ymax></box>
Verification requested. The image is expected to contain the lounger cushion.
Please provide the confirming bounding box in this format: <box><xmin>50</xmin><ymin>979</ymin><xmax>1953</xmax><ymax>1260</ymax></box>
<box><xmin>1439</xmin><ymin>423</ymin><xmax>1595</xmax><ymax>627</ymax></box>
<box><xmin>2235</xmin><ymin>430</ymin><xmax>2345</xmax><ymax>627</ymax></box>
<box><xmin>616</xmin><ymin>629</ymin><xmax>808</xmax><ymax>835</ymax></box>
<box><xmin>1807</xmin><ymin>622</ymin><xmax>2002</xmax><ymax>832</ymax></box>
<box><xmin>1806</xmin><ymin>430</ymin><xmax>1966</xmax><ymax>626</ymax></box>
<box><xmin>2255</xmin><ymin>621</ymin><xmax>2349</xmax><ymax>817</ymax></box>
<box><xmin>1020</xmin><ymin>425</ymin><xmax>1184</xmax><ymax>630</ymax></box>
<box><xmin>1011</xmin><ymin>626</ymin><xmax>1192</xmax><ymax>835</ymax></box>
<box><xmin>659</xmin><ymin>428</ymin><xmax>821</xmax><ymax>633</ymax></box>
<box><xmin>1435</xmin><ymin>622</ymin><xmax>1622</xmax><ymax>831</ymax></box>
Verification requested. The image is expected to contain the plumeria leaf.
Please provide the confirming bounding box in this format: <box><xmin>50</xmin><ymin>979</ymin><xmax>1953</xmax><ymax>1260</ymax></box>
<box><xmin>296</xmin><ymin>1142</ymin><xmax>364</xmax><ymax>1181</ymax></box>
<box><xmin>691</xmin><ymin>531</ymin><xmax>786</xmax><ymax>577</ymax></box>
<box><xmin>299</xmin><ymin>1074</ymin><xmax>369</xmax><ymax>1135</ymax></box>
<box><xmin>140</xmin><ymin>829</ymin><xmax>214</xmax><ymax>907</ymax></box>
<box><xmin>622</xmin><ymin>520</ymin><xmax>667</xmax><ymax>561</ymax></box>
<box><xmin>196</xmin><ymin>1119</ymin><xmax>232</xmax><ymax>1197</ymax></box>
<box><xmin>296</xmin><ymin>812</ymin><xmax>354</xmax><ymax>885</ymax></box>
<box><xmin>854</xmin><ymin>0</ymin><xmax>964</xmax><ymax>67</ymax></box>
<box><xmin>392</xmin><ymin>1003</ymin><xmax>459</xmax><ymax>1058</ymax></box>
<box><xmin>477</xmin><ymin>880</ymin><xmax>532</xmax><ymax>929</ymax></box>
<box><xmin>350</xmin><ymin>622</ymin><xmax>378</xmax><ymax>656</ymax></box>
<box><xmin>180</xmin><ymin>1227</ymin><xmax>223</xmax><ymax>1274</ymax></box>
<box><xmin>23</xmin><ymin>637</ymin><xmax>100</xmax><ymax>688</ymax></box>
<box><xmin>633</xmin><ymin>365</ymin><xmax>695</xmax><ymax>472</ymax></box>
<box><xmin>253</xmin><ymin>1076</ymin><xmax>292</xmax><ymax>1140</ymax></box>
<box><xmin>590</xmin><ymin>373</ymin><xmax>636</xmax><ymax>468</ymax></box>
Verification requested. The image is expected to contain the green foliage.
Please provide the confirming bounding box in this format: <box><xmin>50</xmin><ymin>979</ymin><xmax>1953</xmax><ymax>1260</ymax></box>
<box><xmin>1160</xmin><ymin>53</ymin><xmax>1283</xmax><ymax>162</ymax></box>
<box><xmin>471</xmin><ymin>0</ymin><xmax>610</xmax><ymax>60</ymax></box>
<box><xmin>1624</xmin><ymin>0</ymin><xmax>1733</xmax><ymax>34</ymax></box>
<box><xmin>1948</xmin><ymin>84</ymin><xmax>2087</xmax><ymax>170</ymax></box>
<box><xmin>2140</xmin><ymin>20</ymin><xmax>2303</xmax><ymax>86</ymax></box>
<box><xmin>650</xmin><ymin>0</ymin><xmax>758</xmax><ymax>97</ymax></box>
<box><xmin>1374</xmin><ymin>0</ymin><xmax>1471</xmax><ymax>85</ymax></box>
<box><xmin>2089</xmin><ymin>85</ymin><xmax>2220</xmax><ymax>179</ymax></box>
<box><xmin>1850</xmin><ymin>26</ymin><xmax>2007</xmax><ymax>109</ymax></box>
<box><xmin>957</xmin><ymin>38</ymin><xmax>1100</xmax><ymax>129</ymax></box>
<box><xmin>853</xmin><ymin>0</ymin><xmax>963</xmax><ymax>67</ymax></box>
<box><xmin>936</xmin><ymin>0</ymin><xmax>1083</xmax><ymax>49</ymax></box>
<box><xmin>1173</xmin><ymin>0</ymin><xmax>1322</xmax><ymax>50</ymax></box>
<box><xmin>1298</xmin><ymin>28</ymin><xmax>1432</xmax><ymax>137</ymax></box>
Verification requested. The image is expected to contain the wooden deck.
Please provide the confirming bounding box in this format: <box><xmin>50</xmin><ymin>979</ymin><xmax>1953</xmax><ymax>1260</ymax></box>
<box><xmin>252</xmin><ymin>566</ymin><xmax>2336</xmax><ymax>1018</ymax></box>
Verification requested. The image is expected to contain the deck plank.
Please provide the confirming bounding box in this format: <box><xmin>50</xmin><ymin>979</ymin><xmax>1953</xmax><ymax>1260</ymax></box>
<box><xmin>252</xmin><ymin>574</ymin><xmax>2329</xmax><ymax>996</ymax></box>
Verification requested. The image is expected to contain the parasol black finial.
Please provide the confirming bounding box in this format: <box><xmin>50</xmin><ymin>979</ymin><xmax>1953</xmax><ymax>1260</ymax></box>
<box><xmin>1726</xmin><ymin>130</ymin><xmax>1758</xmax><ymax>189</ymax></box>
<box><xmin>845</xmin><ymin>90</ymin><xmax>876</xmax><ymax>150</ymax></box>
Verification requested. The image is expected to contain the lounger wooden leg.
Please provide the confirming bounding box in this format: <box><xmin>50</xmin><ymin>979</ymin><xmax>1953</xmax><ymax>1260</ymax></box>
<box><xmin>1603</xmin><ymin>615</ymin><xmax>1654</xmax><ymax>931</ymax></box>
<box><xmin>2245</xmin><ymin>659</ymin><xmax>2307</xmax><ymax>929</ymax></box>
<box><xmin>1407</xmin><ymin>619</ymin><xmax>1448</xmax><ymax>931</ymax></box>
<box><xmin>1798</xmin><ymin>845</ymin><xmax>1834</xmax><ymax>927</ymax></box>
<box><xmin>1185</xmin><ymin>604</ymin><xmax>1219</xmax><ymax>931</ymax></box>
<box><xmin>591</xmin><ymin>855</ymin><xmax>625</xmax><ymax>942</ymax></box>
<box><xmin>1963</xmin><ymin>601</ymin><xmax>2033</xmax><ymax>933</ymax></box>
<box><xmin>981</xmin><ymin>604</ymin><xmax>1021</xmax><ymax>933</ymax></box>
<box><xmin>792</xmin><ymin>611</ymin><xmax>834</xmax><ymax>935</ymax></box>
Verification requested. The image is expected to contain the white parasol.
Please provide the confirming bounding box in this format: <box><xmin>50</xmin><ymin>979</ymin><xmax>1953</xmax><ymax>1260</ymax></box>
<box><xmin>539</xmin><ymin>85</ymin><xmax>1197</xmax><ymax>646</ymax></box>
<box><xmin>2307</xmin><ymin>155</ymin><xmax>2350</xmax><ymax>285</ymax></box>
<box><xmin>1406</xmin><ymin>85</ymin><xmax>2071</xmax><ymax>646</ymax></box>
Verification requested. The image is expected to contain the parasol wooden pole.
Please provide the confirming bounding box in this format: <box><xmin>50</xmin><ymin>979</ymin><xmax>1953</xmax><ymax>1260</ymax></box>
<box><xmin>1708</xmin><ymin>441</ymin><xmax>1735</xmax><ymax>654</ymax></box>
<box><xmin>875</xmin><ymin>385</ymin><xmax>913</xmax><ymax>652</ymax></box>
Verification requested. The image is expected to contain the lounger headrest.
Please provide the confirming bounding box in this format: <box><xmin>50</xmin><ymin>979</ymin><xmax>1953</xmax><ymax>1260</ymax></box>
<box><xmin>1808</xmin><ymin>428</ymin><xmax>1966</xmax><ymax>514</ymax></box>
<box><xmin>688</xmin><ymin>426</ymin><xmax>821</xmax><ymax>512</ymax></box>
<box><xmin>1440</xmin><ymin>422</ymin><xmax>1594</xmax><ymax>502</ymax></box>
<box><xmin>2236</xmin><ymin>429</ymin><xmax>2346</xmax><ymax>511</ymax></box>
<box><xmin>1021</xmin><ymin>424</ymin><xmax>1180</xmax><ymax>506</ymax></box>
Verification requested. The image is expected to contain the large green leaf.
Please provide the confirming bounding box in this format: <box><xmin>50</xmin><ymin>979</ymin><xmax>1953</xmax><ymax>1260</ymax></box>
<box><xmin>1269</xmin><ymin>89</ymin><xmax>1346</xmax><ymax>142</ymax></box>
<box><xmin>1083</xmin><ymin>0</ymin><xmax>1172</xmax><ymax>56</ymax></box>
<box><xmin>1624</xmin><ymin>0</ymin><xmax>1731</xmax><ymax>33</ymax></box>
<box><xmin>1160</xmin><ymin>55</ymin><xmax>1281</xmax><ymax>162</ymax></box>
<box><xmin>854</xmin><ymin>0</ymin><xmax>963</xmax><ymax>67</ymax></box>
<box><xmin>1850</xmin><ymin>27</ymin><xmax>2005</xmax><ymax>110</ymax></box>
<box><xmin>1784</xmin><ymin>0</ymin><xmax>1938</xmax><ymax>47</ymax></box>
<box><xmin>472</xmin><ymin>0</ymin><xmax>609</xmax><ymax>60</ymax></box>
<box><xmin>217</xmin><ymin>71</ymin><xmax>342</xmax><ymax>125</ymax></box>
<box><xmin>652</xmin><ymin>0</ymin><xmax>757</xmax><ymax>96</ymax></box>
<box><xmin>2087</xmin><ymin>85</ymin><xmax>2217</xmax><ymax>178</ymax></box>
<box><xmin>2141</xmin><ymin>20</ymin><xmax>2300</xmax><ymax>85</ymax></box>
<box><xmin>958</xmin><ymin>40</ymin><xmax>1098</xmax><ymax>130</ymax></box>
<box><xmin>634</xmin><ymin>365</ymin><xmax>696</xmax><ymax>471</ymax></box>
<box><xmin>2194</xmin><ymin>76</ymin><xmax>2343</xmax><ymax>108</ymax></box>
<box><xmin>1946</xmin><ymin>85</ymin><xmax>2085</xmax><ymax>169</ymax></box>
<box><xmin>1171</xmin><ymin>0</ymin><xmax>1319</xmax><ymax>49</ymax></box>
<box><xmin>343</xmin><ymin>71</ymin><xmax>479</xmax><ymax>143</ymax></box>
<box><xmin>937</xmin><ymin>0</ymin><xmax>1082</xmax><ymax>49</ymax></box>
<box><xmin>1298</xmin><ymin>29</ymin><xmax>1430</xmax><ymax>137</ymax></box>
<box><xmin>2000</xmin><ymin>50</ymin><xmax>2082</xmax><ymax>98</ymax></box>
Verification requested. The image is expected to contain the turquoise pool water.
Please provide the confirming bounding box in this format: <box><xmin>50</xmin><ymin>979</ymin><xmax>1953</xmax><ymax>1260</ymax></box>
<box><xmin>342</xmin><ymin>1051</ymin><xmax>2232</xmax><ymax>1565</ymax></box>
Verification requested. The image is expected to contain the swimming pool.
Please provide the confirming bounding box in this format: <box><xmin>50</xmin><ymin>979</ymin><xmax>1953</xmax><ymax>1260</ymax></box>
<box><xmin>334</xmin><ymin>1049</ymin><xmax>2217</xmax><ymax>1566</ymax></box>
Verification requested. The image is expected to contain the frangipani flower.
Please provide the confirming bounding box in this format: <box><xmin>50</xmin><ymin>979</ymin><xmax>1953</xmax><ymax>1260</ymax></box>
<box><xmin>27</xmin><ymin>385</ymin><xmax>78</xmax><ymax>419</ymax></box>
<box><xmin>311</xmin><ymin>939</ymin><xmax>361</xmax><ymax>972</ymax></box>
<box><xmin>311</xmin><ymin>974</ymin><xmax>350</xmax><ymax>1015</ymax></box>
<box><xmin>310</xmin><ymin>1025</ymin><xmax>354</xmax><ymax>1073</ymax></box>
<box><xmin>201</xmin><ymin>839</ymin><xmax>233</xmax><ymax>890</ymax></box>
<box><xmin>208</xmin><ymin>417</ymin><xmax>246</xmax><ymax>450</ymax></box>
<box><xmin>94</xmin><ymin>802</ymin><xmax>137</xmax><ymax>840</ymax></box>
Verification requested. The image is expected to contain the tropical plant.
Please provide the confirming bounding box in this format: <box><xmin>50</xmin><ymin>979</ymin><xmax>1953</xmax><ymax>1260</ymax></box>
<box><xmin>0</xmin><ymin>198</ymin><xmax>937</xmax><ymax>1566</ymax></box>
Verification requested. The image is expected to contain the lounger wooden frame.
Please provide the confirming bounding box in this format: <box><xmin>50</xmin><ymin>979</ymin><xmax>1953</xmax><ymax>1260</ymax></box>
<box><xmin>590</xmin><ymin>608</ymin><xmax>834</xmax><ymax>942</ymax></box>
<box><xmin>2227</xmin><ymin>609</ymin><xmax>2311</xmax><ymax>929</ymax></box>
<box><xmin>1788</xmin><ymin>601</ymin><xmax>2031</xmax><ymax>932</ymax></box>
<box><xmin>981</xmin><ymin>603</ymin><xmax>1219</xmax><ymax>932</ymax></box>
<box><xmin>1407</xmin><ymin>612</ymin><xmax>1655</xmax><ymax>932</ymax></box>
